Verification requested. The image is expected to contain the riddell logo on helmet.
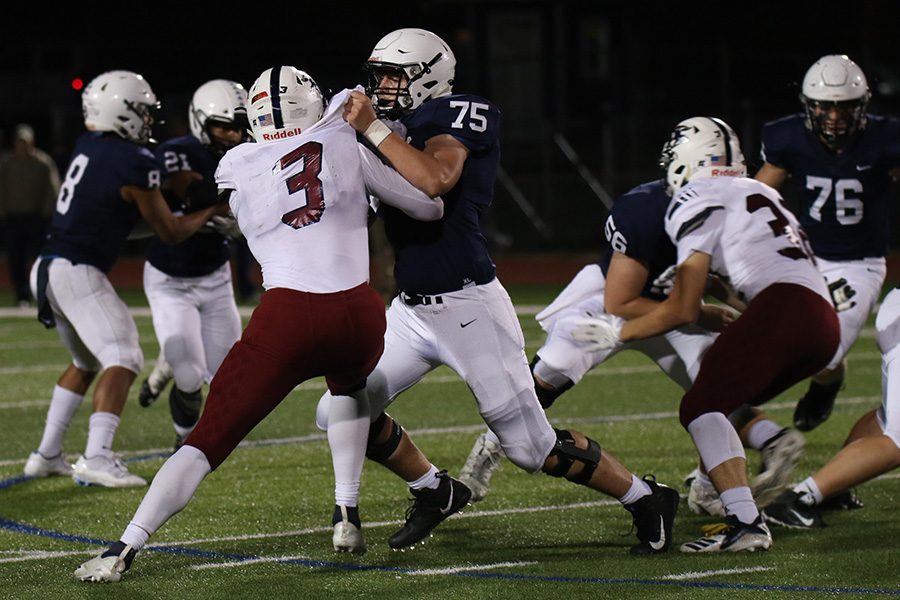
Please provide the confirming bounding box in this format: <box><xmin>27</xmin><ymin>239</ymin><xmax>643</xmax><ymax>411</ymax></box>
<box><xmin>711</xmin><ymin>168</ymin><xmax>742</xmax><ymax>176</ymax></box>
<box><xmin>262</xmin><ymin>127</ymin><xmax>303</xmax><ymax>141</ymax></box>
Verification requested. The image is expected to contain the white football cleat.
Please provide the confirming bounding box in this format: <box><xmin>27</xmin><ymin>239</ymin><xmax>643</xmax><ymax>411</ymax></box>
<box><xmin>24</xmin><ymin>451</ymin><xmax>72</xmax><ymax>477</ymax></box>
<box><xmin>458</xmin><ymin>431</ymin><xmax>504</xmax><ymax>502</ymax></box>
<box><xmin>332</xmin><ymin>505</ymin><xmax>366</xmax><ymax>554</ymax></box>
<box><xmin>680</xmin><ymin>515</ymin><xmax>773</xmax><ymax>553</ymax></box>
<box><xmin>74</xmin><ymin>544</ymin><xmax>134</xmax><ymax>583</ymax></box>
<box><xmin>72</xmin><ymin>454</ymin><xmax>147</xmax><ymax>488</ymax></box>
<box><xmin>752</xmin><ymin>428</ymin><xmax>804</xmax><ymax>507</ymax></box>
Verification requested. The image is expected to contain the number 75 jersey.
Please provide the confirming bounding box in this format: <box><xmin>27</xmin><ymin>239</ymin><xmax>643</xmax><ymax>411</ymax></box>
<box><xmin>664</xmin><ymin>176</ymin><xmax>831</xmax><ymax>305</ymax></box>
<box><xmin>760</xmin><ymin>113</ymin><xmax>900</xmax><ymax>260</ymax></box>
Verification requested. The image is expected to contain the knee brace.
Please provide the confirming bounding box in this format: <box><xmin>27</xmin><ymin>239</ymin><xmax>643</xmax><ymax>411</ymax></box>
<box><xmin>169</xmin><ymin>387</ymin><xmax>203</xmax><ymax>428</ymax></box>
<box><xmin>544</xmin><ymin>428</ymin><xmax>601</xmax><ymax>484</ymax></box>
<box><xmin>530</xmin><ymin>355</ymin><xmax>574</xmax><ymax>409</ymax></box>
<box><xmin>365</xmin><ymin>412</ymin><xmax>403</xmax><ymax>463</ymax></box>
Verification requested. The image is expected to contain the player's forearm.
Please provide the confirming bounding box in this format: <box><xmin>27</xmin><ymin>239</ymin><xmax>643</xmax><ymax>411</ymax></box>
<box><xmin>155</xmin><ymin>207</ymin><xmax>220</xmax><ymax>245</ymax></box>
<box><xmin>619</xmin><ymin>300</ymin><xmax>696</xmax><ymax>342</ymax></box>
<box><xmin>377</xmin><ymin>135</ymin><xmax>459</xmax><ymax>197</ymax></box>
<box><xmin>605</xmin><ymin>296</ymin><xmax>661</xmax><ymax>321</ymax></box>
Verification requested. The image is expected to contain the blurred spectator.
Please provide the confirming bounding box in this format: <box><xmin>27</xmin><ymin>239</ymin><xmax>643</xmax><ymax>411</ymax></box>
<box><xmin>0</xmin><ymin>124</ymin><xmax>60</xmax><ymax>306</ymax></box>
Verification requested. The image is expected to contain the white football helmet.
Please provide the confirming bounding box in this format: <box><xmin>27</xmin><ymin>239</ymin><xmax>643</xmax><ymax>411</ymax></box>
<box><xmin>189</xmin><ymin>79</ymin><xmax>249</xmax><ymax>155</ymax></box>
<box><xmin>364</xmin><ymin>28</ymin><xmax>455</xmax><ymax>118</ymax></box>
<box><xmin>659</xmin><ymin>117</ymin><xmax>747</xmax><ymax>195</ymax></box>
<box><xmin>82</xmin><ymin>70</ymin><xmax>159</xmax><ymax>144</ymax></box>
<box><xmin>800</xmin><ymin>54</ymin><xmax>870</xmax><ymax>150</ymax></box>
<box><xmin>247</xmin><ymin>66</ymin><xmax>325</xmax><ymax>142</ymax></box>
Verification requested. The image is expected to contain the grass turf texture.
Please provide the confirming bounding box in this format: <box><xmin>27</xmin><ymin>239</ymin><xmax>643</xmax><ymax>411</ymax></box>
<box><xmin>0</xmin><ymin>284</ymin><xmax>898</xmax><ymax>599</ymax></box>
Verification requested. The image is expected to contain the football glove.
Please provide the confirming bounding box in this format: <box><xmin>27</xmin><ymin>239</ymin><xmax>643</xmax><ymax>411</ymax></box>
<box><xmin>205</xmin><ymin>215</ymin><xmax>241</xmax><ymax>238</ymax></box>
<box><xmin>651</xmin><ymin>265</ymin><xmax>677</xmax><ymax>296</ymax></box>
<box><xmin>827</xmin><ymin>277</ymin><xmax>857</xmax><ymax>312</ymax></box>
<box><xmin>571</xmin><ymin>314</ymin><xmax>625</xmax><ymax>352</ymax></box>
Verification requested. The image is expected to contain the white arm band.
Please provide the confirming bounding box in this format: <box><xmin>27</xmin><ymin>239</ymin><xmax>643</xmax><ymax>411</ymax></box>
<box><xmin>363</xmin><ymin>119</ymin><xmax>392</xmax><ymax>148</ymax></box>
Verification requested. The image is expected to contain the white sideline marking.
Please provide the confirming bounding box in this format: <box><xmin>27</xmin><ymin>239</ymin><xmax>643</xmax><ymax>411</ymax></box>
<box><xmin>660</xmin><ymin>566</ymin><xmax>773</xmax><ymax>580</ymax></box>
<box><xmin>0</xmin><ymin>549</ymin><xmax>95</xmax><ymax>563</ymax></box>
<box><xmin>190</xmin><ymin>554</ymin><xmax>311</xmax><ymax>570</ymax></box>
<box><xmin>409</xmin><ymin>561</ymin><xmax>538</xmax><ymax>576</ymax></box>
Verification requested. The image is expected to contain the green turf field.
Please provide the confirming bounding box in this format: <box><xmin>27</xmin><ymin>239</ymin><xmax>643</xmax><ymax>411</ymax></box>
<box><xmin>0</xmin><ymin>285</ymin><xmax>897</xmax><ymax>599</ymax></box>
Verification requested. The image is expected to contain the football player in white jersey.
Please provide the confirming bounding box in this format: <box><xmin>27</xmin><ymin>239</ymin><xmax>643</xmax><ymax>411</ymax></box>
<box><xmin>763</xmin><ymin>287</ymin><xmax>900</xmax><ymax>528</ymax></box>
<box><xmin>573</xmin><ymin>117</ymin><xmax>840</xmax><ymax>552</ymax></box>
<box><xmin>74</xmin><ymin>66</ymin><xmax>444</xmax><ymax>583</ymax></box>
<box><xmin>24</xmin><ymin>71</ymin><xmax>229</xmax><ymax>489</ymax></box>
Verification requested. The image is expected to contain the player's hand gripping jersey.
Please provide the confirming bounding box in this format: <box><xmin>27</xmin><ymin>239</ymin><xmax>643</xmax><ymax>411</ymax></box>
<box><xmin>665</xmin><ymin>176</ymin><xmax>831</xmax><ymax>305</ymax></box>
<box><xmin>216</xmin><ymin>89</ymin><xmax>442</xmax><ymax>293</ymax></box>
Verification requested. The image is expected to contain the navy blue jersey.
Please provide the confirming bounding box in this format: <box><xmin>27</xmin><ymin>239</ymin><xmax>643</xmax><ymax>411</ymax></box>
<box><xmin>42</xmin><ymin>132</ymin><xmax>160</xmax><ymax>272</ymax></box>
<box><xmin>761</xmin><ymin>113</ymin><xmax>900</xmax><ymax>260</ymax></box>
<box><xmin>147</xmin><ymin>135</ymin><xmax>230</xmax><ymax>277</ymax></box>
<box><xmin>599</xmin><ymin>179</ymin><xmax>676</xmax><ymax>301</ymax></box>
<box><xmin>380</xmin><ymin>94</ymin><xmax>500</xmax><ymax>294</ymax></box>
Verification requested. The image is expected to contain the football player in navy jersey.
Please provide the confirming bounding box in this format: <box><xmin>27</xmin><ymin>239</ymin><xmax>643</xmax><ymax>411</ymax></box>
<box><xmin>22</xmin><ymin>71</ymin><xmax>229</xmax><ymax>488</ymax></box>
<box><xmin>757</xmin><ymin>55</ymin><xmax>900</xmax><ymax>432</ymax></box>
<box><xmin>317</xmin><ymin>28</ymin><xmax>680</xmax><ymax>555</ymax></box>
<box><xmin>137</xmin><ymin>80</ymin><xmax>247</xmax><ymax>451</ymax></box>
<box><xmin>459</xmin><ymin>153</ymin><xmax>803</xmax><ymax>517</ymax></box>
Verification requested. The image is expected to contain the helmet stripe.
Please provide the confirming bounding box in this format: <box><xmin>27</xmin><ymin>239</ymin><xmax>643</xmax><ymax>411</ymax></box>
<box><xmin>707</xmin><ymin>117</ymin><xmax>732</xmax><ymax>165</ymax></box>
<box><xmin>270</xmin><ymin>66</ymin><xmax>284</xmax><ymax>129</ymax></box>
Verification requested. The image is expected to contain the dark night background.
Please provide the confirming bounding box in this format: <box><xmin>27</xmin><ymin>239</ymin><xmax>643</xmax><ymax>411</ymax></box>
<box><xmin>3</xmin><ymin>0</ymin><xmax>900</xmax><ymax>252</ymax></box>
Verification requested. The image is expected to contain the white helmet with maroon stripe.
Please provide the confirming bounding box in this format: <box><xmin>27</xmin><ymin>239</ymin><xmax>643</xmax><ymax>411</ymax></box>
<box><xmin>247</xmin><ymin>66</ymin><xmax>325</xmax><ymax>142</ymax></box>
<box><xmin>659</xmin><ymin>116</ymin><xmax>746</xmax><ymax>195</ymax></box>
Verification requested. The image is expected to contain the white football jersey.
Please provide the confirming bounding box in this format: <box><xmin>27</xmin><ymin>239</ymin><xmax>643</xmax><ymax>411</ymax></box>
<box><xmin>216</xmin><ymin>89</ymin><xmax>442</xmax><ymax>293</ymax></box>
<box><xmin>664</xmin><ymin>176</ymin><xmax>831</xmax><ymax>305</ymax></box>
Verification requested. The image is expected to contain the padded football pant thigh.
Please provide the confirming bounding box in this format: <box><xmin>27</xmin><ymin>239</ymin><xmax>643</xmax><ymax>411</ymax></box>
<box><xmin>876</xmin><ymin>289</ymin><xmax>900</xmax><ymax>448</ymax></box>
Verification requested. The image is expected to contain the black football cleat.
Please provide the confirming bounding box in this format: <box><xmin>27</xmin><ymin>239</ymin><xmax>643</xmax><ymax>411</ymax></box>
<box><xmin>819</xmin><ymin>487</ymin><xmax>864</xmax><ymax>511</ymax></box>
<box><xmin>793</xmin><ymin>380</ymin><xmax>842</xmax><ymax>432</ymax></box>
<box><xmin>388</xmin><ymin>470</ymin><xmax>471</xmax><ymax>550</ymax></box>
<box><xmin>625</xmin><ymin>476</ymin><xmax>680</xmax><ymax>555</ymax></box>
<box><xmin>761</xmin><ymin>490</ymin><xmax>826</xmax><ymax>529</ymax></box>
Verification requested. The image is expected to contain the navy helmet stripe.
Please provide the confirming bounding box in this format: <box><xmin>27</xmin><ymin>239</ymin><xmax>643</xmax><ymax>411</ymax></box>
<box><xmin>270</xmin><ymin>67</ymin><xmax>284</xmax><ymax>129</ymax></box>
<box><xmin>707</xmin><ymin>117</ymin><xmax>732</xmax><ymax>165</ymax></box>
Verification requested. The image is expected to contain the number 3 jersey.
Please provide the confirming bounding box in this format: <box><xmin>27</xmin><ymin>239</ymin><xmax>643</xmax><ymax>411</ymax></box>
<box><xmin>42</xmin><ymin>132</ymin><xmax>160</xmax><ymax>272</ymax></box>
<box><xmin>664</xmin><ymin>176</ymin><xmax>830</xmax><ymax>305</ymax></box>
<box><xmin>760</xmin><ymin>113</ymin><xmax>900</xmax><ymax>260</ymax></box>
<box><xmin>215</xmin><ymin>89</ymin><xmax>441</xmax><ymax>294</ymax></box>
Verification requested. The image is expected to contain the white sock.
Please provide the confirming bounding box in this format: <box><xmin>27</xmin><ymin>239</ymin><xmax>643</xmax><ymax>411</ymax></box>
<box><xmin>719</xmin><ymin>486</ymin><xmax>759</xmax><ymax>524</ymax></box>
<box><xmin>695</xmin><ymin>470</ymin><xmax>712</xmax><ymax>486</ymax></box>
<box><xmin>793</xmin><ymin>477</ymin><xmax>824</xmax><ymax>505</ymax></box>
<box><xmin>409</xmin><ymin>465</ymin><xmax>440</xmax><ymax>490</ymax></box>
<box><xmin>84</xmin><ymin>412</ymin><xmax>120</xmax><ymax>458</ymax></box>
<box><xmin>327</xmin><ymin>391</ymin><xmax>370</xmax><ymax>507</ymax></box>
<box><xmin>36</xmin><ymin>385</ymin><xmax>84</xmax><ymax>457</ymax></box>
<box><xmin>173</xmin><ymin>423</ymin><xmax>195</xmax><ymax>438</ymax></box>
<box><xmin>619</xmin><ymin>474</ymin><xmax>652</xmax><ymax>505</ymax></box>
<box><xmin>123</xmin><ymin>445</ymin><xmax>211</xmax><ymax>550</ymax></box>
<box><xmin>747</xmin><ymin>420</ymin><xmax>785</xmax><ymax>450</ymax></box>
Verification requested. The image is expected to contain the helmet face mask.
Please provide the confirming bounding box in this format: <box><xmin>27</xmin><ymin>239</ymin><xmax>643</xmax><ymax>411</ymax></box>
<box><xmin>82</xmin><ymin>70</ymin><xmax>160</xmax><ymax>145</ymax></box>
<box><xmin>189</xmin><ymin>79</ymin><xmax>250</xmax><ymax>157</ymax></box>
<box><xmin>247</xmin><ymin>66</ymin><xmax>325</xmax><ymax>142</ymax></box>
<box><xmin>363</xmin><ymin>28</ymin><xmax>455</xmax><ymax>119</ymax></box>
<box><xmin>800</xmin><ymin>54</ymin><xmax>870</xmax><ymax>151</ymax></box>
<box><xmin>659</xmin><ymin>117</ymin><xmax>747</xmax><ymax>195</ymax></box>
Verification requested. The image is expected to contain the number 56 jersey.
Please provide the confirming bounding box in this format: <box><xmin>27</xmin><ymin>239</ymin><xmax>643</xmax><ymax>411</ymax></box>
<box><xmin>664</xmin><ymin>176</ymin><xmax>830</xmax><ymax>305</ymax></box>
<box><xmin>216</xmin><ymin>89</ymin><xmax>442</xmax><ymax>294</ymax></box>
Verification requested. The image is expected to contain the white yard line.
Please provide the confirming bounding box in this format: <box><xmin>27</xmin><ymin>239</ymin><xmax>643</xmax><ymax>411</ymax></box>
<box><xmin>190</xmin><ymin>554</ymin><xmax>312</xmax><ymax>570</ymax></box>
<box><xmin>407</xmin><ymin>561</ymin><xmax>538</xmax><ymax>576</ymax></box>
<box><xmin>660</xmin><ymin>566</ymin><xmax>773</xmax><ymax>580</ymax></box>
<box><xmin>0</xmin><ymin>549</ymin><xmax>96</xmax><ymax>563</ymax></box>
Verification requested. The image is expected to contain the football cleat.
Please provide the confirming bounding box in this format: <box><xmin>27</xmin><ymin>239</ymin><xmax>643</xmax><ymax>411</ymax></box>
<box><xmin>686</xmin><ymin>470</ymin><xmax>725</xmax><ymax>517</ymax></box>
<box><xmin>625</xmin><ymin>476</ymin><xmax>680</xmax><ymax>555</ymax></box>
<box><xmin>72</xmin><ymin>454</ymin><xmax>147</xmax><ymax>488</ymax></box>
<box><xmin>680</xmin><ymin>515</ymin><xmax>772</xmax><ymax>553</ymax></box>
<box><xmin>74</xmin><ymin>541</ymin><xmax>136</xmax><ymax>583</ymax></box>
<box><xmin>752</xmin><ymin>428</ymin><xmax>805</xmax><ymax>507</ymax></box>
<box><xmin>458</xmin><ymin>431</ymin><xmax>504</xmax><ymax>502</ymax></box>
<box><xmin>388</xmin><ymin>470</ymin><xmax>471</xmax><ymax>550</ymax></box>
<box><xmin>24</xmin><ymin>451</ymin><xmax>72</xmax><ymax>478</ymax></box>
<box><xmin>761</xmin><ymin>490</ymin><xmax>826</xmax><ymax>529</ymax></box>
<box><xmin>793</xmin><ymin>380</ymin><xmax>842</xmax><ymax>432</ymax></box>
<box><xmin>332</xmin><ymin>505</ymin><xmax>366</xmax><ymax>555</ymax></box>
<box><xmin>819</xmin><ymin>487</ymin><xmax>864</xmax><ymax>511</ymax></box>
<box><xmin>138</xmin><ymin>359</ymin><xmax>174</xmax><ymax>408</ymax></box>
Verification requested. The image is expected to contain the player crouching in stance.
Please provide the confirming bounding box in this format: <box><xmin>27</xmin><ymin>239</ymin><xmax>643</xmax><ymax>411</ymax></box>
<box><xmin>573</xmin><ymin>117</ymin><xmax>840</xmax><ymax>552</ymax></box>
<box><xmin>74</xmin><ymin>66</ymin><xmax>444</xmax><ymax>582</ymax></box>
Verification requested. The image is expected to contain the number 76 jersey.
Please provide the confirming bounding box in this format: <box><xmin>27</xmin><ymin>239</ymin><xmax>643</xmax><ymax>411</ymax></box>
<box><xmin>664</xmin><ymin>176</ymin><xmax>831</xmax><ymax>306</ymax></box>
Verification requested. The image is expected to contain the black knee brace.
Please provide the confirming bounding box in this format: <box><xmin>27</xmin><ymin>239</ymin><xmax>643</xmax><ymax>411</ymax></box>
<box><xmin>169</xmin><ymin>387</ymin><xmax>203</xmax><ymax>428</ymax></box>
<box><xmin>545</xmin><ymin>428</ymin><xmax>601</xmax><ymax>485</ymax></box>
<box><xmin>530</xmin><ymin>355</ymin><xmax>574</xmax><ymax>409</ymax></box>
<box><xmin>365</xmin><ymin>412</ymin><xmax>403</xmax><ymax>463</ymax></box>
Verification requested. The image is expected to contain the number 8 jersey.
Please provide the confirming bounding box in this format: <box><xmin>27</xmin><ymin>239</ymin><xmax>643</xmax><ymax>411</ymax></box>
<box><xmin>664</xmin><ymin>176</ymin><xmax>831</xmax><ymax>305</ymax></box>
<box><xmin>760</xmin><ymin>113</ymin><xmax>900</xmax><ymax>260</ymax></box>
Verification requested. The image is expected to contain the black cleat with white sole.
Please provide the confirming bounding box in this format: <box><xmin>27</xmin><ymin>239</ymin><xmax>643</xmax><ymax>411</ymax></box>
<box><xmin>388</xmin><ymin>470</ymin><xmax>471</xmax><ymax>550</ymax></box>
<box><xmin>762</xmin><ymin>490</ymin><xmax>826</xmax><ymax>529</ymax></box>
<box><xmin>625</xmin><ymin>476</ymin><xmax>680</xmax><ymax>555</ymax></box>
